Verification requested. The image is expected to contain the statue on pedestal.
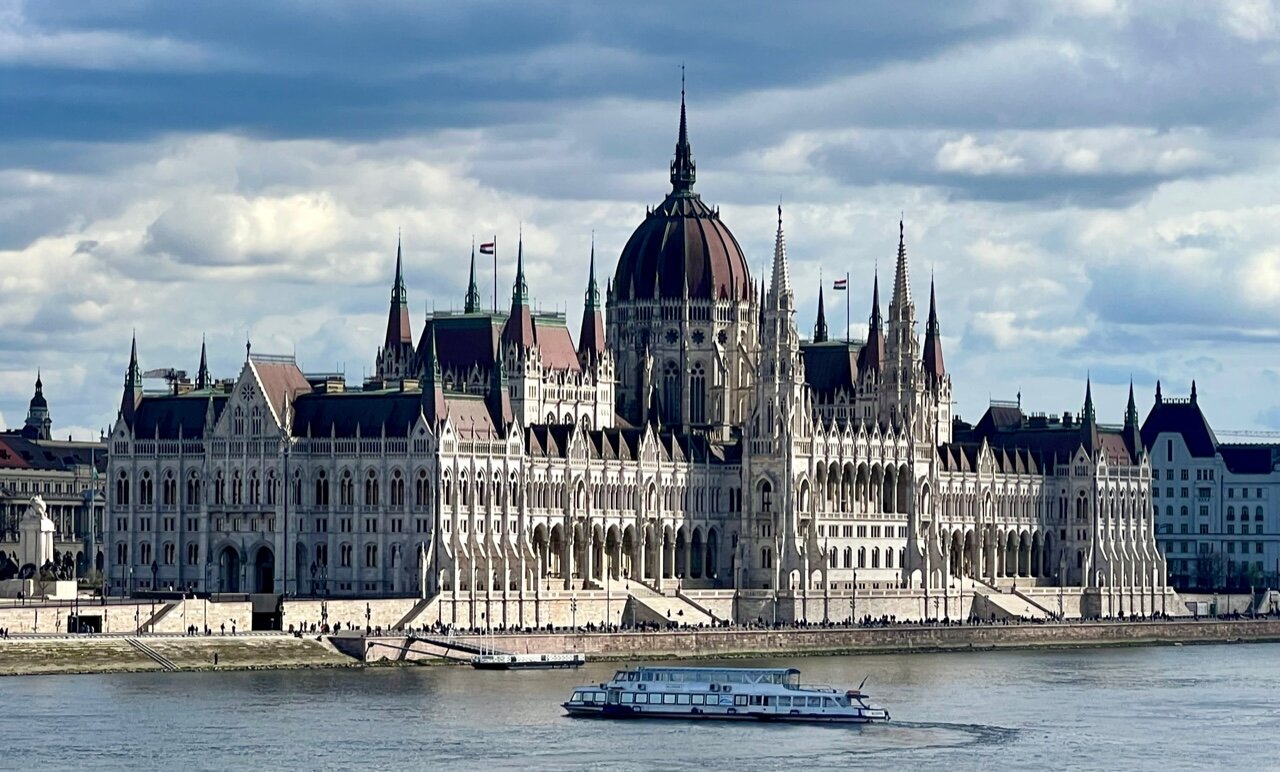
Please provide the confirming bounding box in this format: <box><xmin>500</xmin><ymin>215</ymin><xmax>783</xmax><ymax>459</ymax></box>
<box><xmin>19</xmin><ymin>495</ymin><xmax>55</xmax><ymax>573</ymax></box>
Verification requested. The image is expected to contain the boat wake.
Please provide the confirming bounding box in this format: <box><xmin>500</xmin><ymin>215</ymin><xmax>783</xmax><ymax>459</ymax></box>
<box><xmin>845</xmin><ymin>720</ymin><xmax>1019</xmax><ymax>755</ymax></box>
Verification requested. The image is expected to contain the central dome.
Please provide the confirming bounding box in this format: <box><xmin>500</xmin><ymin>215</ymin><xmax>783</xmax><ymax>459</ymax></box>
<box><xmin>611</xmin><ymin>93</ymin><xmax>751</xmax><ymax>303</ymax></box>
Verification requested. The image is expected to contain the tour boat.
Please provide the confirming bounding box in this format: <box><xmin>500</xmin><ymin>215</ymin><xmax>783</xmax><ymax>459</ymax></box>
<box><xmin>562</xmin><ymin>666</ymin><xmax>890</xmax><ymax>723</ymax></box>
<box><xmin>471</xmin><ymin>652</ymin><xmax>586</xmax><ymax>670</ymax></box>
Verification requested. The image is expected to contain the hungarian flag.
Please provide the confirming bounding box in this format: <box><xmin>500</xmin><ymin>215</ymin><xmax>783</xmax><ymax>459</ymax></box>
<box><xmin>479</xmin><ymin>242</ymin><xmax>496</xmax><ymax>255</ymax></box>
<box><xmin>832</xmin><ymin>278</ymin><xmax>848</xmax><ymax>291</ymax></box>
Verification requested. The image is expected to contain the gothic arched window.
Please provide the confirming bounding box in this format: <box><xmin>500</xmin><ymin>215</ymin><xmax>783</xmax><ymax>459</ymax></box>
<box><xmin>690</xmin><ymin>361</ymin><xmax>706</xmax><ymax>424</ymax></box>
<box><xmin>662</xmin><ymin>360</ymin><xmax>680</xmax><ymax>425</ymax></box>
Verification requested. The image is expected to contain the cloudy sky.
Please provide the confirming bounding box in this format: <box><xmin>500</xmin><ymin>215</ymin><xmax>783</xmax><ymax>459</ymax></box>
<box><xmin>4</xmin><ymin>0</ymin><xmax>1280</xmax><ymax>440</ymax></box>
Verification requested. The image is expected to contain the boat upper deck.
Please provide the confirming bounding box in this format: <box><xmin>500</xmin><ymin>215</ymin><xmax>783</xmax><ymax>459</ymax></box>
<box><xmin>611</xmin><ymin>667</ymin><xmax>802</xmax><ymax>688</ymax></box>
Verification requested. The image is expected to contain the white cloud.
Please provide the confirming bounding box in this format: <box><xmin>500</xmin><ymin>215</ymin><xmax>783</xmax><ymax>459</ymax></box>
<box><xmin>1221</xmin><ymin>0</ymin><xmax>1280</xmax><ymax>41</ymax></box>
<box><xmin>936</xmin><ymin>135</ymin><xmax>1026</xmax><ymax>175</ymax></box>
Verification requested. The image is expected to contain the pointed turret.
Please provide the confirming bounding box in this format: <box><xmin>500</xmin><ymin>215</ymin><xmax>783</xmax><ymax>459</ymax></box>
<box><xmin>1155</xmin><ymin>379</ymin><xmax>1163</xmax><ymax>405</ymax></box>
<box><xmin>420</xmin><ymin>324</ymin><xmax>446</xmax><ymax>423</ymax></box>
<box><xmin>813</xmin><ymin>285</ymin><xmax>829</xmax><ymax>343</ymax></box>
<box><xmin>578</xmin><ymin>238</ymin><xmax>606</xmax><ymax>364</ymax></box>
<box><xmin>670</xmin><ymin>74</ymin><xmax>696</xmax><ymax>194</ymax></box>
<box><xmin>1190</xmin><ymin>379</ymin><xmax>1198</xmax><ymax>405</ymax></box>
<box><xmin>502</xmin><ymin>234</ymin><xmax>536</xmax><ymax>350</ymax></box>
<box><xmin>196</xmin><ymin>335</ymin><xmax>211</xmax><ymax>390</ymax></box>
<box><xmin>922</xmin><ymin>277</ymin><xmax>945</xmax><ymax>385</ymax></box>
<box><xmin>121</xmin><ymin>333</ymin><xmax>143</xmax><ymax>427</ymax></box>
<box><xmin>1080</xmin><ymin>376</ymin><xmax>1099</xmax><ymax>456</ymax></box>
<box><xmin>768</xmin><ymin>205</ymin><xmax>792</xmax><ymax>310</ymax></box>
<box><xmin>1124</xmin><ymin>378</ymin><xmax>1142</xmax><ymax>460</ymax></box>
<box><xmin>858</xmin><ymin>271</ymin><xmax>885</xmax><ymax>375</ymax></box>
<box><xmin>1083</xmin><ymin>376</ymin><xmax>1096</xmax><ymax>424</ymax></box>
<box><xmin>464</xmin><ymin>242</ymin><xmax>481</xmax><ymax>314</ymax></box>
<box><xmin>385</xmin><ymin>236</ymin><xmax>413</xmax><ymax>348</ymax></box>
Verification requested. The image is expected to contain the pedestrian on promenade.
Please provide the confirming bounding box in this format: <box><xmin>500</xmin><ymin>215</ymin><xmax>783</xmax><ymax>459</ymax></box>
<box><xmin>220</xmin><ymin>623</ymin><xmax>225</xmax><ymax>636</ymax></box>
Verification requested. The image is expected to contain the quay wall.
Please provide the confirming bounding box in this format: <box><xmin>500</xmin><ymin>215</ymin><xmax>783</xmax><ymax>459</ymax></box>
<box><xmin>356</xmin><ymin>618</ymin><xmax>1280</xmax><ymax>663</ymax></box>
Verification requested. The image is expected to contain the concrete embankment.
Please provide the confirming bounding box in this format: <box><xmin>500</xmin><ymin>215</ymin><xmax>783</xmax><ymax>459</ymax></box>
<box><xmin>0</xmin><ymin>633</ymin><xmax>356</xmax><ymax>677</ymax></box>
<box><xmin>356</xmin><ymin>618</ymin><xmax>1280</xmax><ymax>663</ymax></box>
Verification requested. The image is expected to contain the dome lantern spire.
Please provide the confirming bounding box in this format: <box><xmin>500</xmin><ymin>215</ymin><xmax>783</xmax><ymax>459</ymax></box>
<box><xmin>670</xmin><ymin>68</ymin><xmax>696</xmax><ymax>195</ymax></box>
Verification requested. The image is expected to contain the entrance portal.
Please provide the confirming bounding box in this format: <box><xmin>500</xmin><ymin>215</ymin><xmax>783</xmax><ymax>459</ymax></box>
<box><xmin>253</xmin><ymin>545</ymin><xmax>275</xmax><ymax>594</ymax></box>
<box><xmin>218</xmin><ymin>546</ymin><xmax>241</xmax><ymax>593</ymax></box>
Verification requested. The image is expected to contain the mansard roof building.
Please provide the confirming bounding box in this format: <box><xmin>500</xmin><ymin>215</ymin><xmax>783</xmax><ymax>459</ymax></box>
<box><xmin>105</xmin><ymin>93</ymin><xmax>1170</xmax><ymax>624</ymax></box>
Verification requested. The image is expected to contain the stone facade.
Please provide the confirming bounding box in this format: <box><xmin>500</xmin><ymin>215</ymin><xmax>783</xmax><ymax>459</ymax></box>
<box><xmin>104</xmin><ymin>95</ymin><xmax>1170</xmax><ymax>624</ymax></box>
<box><xmin>0</xmin><ymin>375</ymin><xmax>107</xmax><ymax>578</ymax></box>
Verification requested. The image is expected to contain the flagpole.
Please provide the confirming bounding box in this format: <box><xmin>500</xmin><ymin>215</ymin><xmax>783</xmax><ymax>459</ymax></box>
<box><xmin>845</xmin><ymin>271</ymin><xmax>850</xmax><ymax>343</ymax></box>
<box><xmin>493</xmin><ymin>234</ymin><xmax>498</xmax><ymax>313</ymax></box>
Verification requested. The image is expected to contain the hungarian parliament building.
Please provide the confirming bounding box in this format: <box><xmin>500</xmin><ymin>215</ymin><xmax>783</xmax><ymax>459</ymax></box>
<box><xmin>105</xmin><ymin>95</ymin><xmax>1171</xmax><ymax>625</ymax></box>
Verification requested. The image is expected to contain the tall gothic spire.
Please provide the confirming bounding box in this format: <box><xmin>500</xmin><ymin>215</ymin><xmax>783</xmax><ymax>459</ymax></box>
<box><xmin>813</xmin><ymin>284</ymin><xmax>829</xmax><ymax>343</ymax></box>
<box><xmin>889</xmin><ymin>218</ymin><xmax>913</xmax><ymax>322</ymax></box>
<box><xmin>1124</xmin><ymin>378</ymin><xmax>1142</xmax><ymax>460</ymax></box>
<box><xmin>1125</xmin><ymin>379</ymin><xmax>1139</xmax><ymax>429</ymax></box>
<box><xmin>121</xmin><ymin>332</ymin><xmax>142</xmax><ymax>426</ymax></box>
<box><xmin>1083</xmin><ymin>376</ymin><xmax>1096</xmax><ymax>424</ymax></box>
<box><xmin>585</xmin><ymin>235</ymin><xmax>600</xmax><ymax>310</ymax></box>
<box><xmin>464</xmin><ymin>241</ymin><xmax>481</xmax><ymax>314</ymax></box>
<box><xmin>769</xmin><ymin>205</ymin><xmax>792</xmax><ymax>309</ymax></box>
<box><xmin>670</xmin><ymin>71</ymin><xmax>696</xmax><ymax>194</ymax></box>
<box><xmin>196</xmin><ymin>335</ymin><xmax>210</xmax><ymax>390</ymax></box>
<box><xmin>922</xmin><ymin>276</ymin><xmax>945</xmax><ymax>384</ymax></box>
<box><xmin>858</xmin><ymin>270</ymin><xmax>885</xmax><ymax>374</ymax></box>
<box><xmin>502</xmin><ymin>230</ymin><xmax>536</xmax><ymax>349</ymax></box>
<box><xmin>384</xmin><ymin>236</ymin><xmax>413</xmax><ymax>347</ymax></box>
<box><xmin>512</xmin><ymin>230</ymin><xmax>529</xmax><ymax>307</ymax></box>
<box><xmin>579</xmin><ymin>237</ymin><xmax>606</xmax><ymax>363</ymax></box>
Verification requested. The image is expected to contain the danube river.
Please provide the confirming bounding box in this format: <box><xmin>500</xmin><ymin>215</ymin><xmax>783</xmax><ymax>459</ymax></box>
<box><xmin>3</xmin><ymin>642</ymin><xmax>1276</xmax><ymax>771</ymax></box>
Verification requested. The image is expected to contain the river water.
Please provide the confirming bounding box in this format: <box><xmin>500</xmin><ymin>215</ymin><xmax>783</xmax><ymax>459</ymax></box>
<box><xmin>3</xmin><ymin>643</ymin><xmax>1276</xmax><ymax>771</ymax></box>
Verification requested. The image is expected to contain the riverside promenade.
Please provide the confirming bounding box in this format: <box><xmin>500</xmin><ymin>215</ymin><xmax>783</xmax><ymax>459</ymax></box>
<box><xmin>5</xmin><ymin>616</ymin><xmax>1279</xmax><ymax>677</ymax></box>
<box><xmin>344</xmin><ymin>616</ymin><xmax>1280</xmax><ymax>664</ymax></box>
<box><xmin>0</xmin><ymin>632</ymin><xmax>355</xmax><ymax>676</ymax></box>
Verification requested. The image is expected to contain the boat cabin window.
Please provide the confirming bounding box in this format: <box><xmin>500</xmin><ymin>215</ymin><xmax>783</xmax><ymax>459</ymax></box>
<box><xmin>777</xmin><ymin>696</ymin><xmax>790</xmax><ymax>707</ymax></box>
<box><xmin>808</xmin><ymin>697</ymin><xmax>821</xmax><ymax>708</ymax></box>
<box><xmin>572</xmin><ymin>691</ymin><xmax>584</xmax><ymax>702</ymax></box>
<box><xmin>676</xmin><ymin>694</ymin><xmax>690</xmax><ymax>705</ymax></box>
<box><xmin>734</xmin><ymin>695</ymin><xmax>748</xmax><ymax>707</ymax></box>
<box><xmin>692</xmin><ymin>694</ymin><xmax>705</xmax><ymax>705</ymax></box>
<box><xmin>824</xmin><ymin>697</ymin><xmax>837</xmax><ymax>708</ymax></box>
<box><xmin>621</xmin><ymin>693</ymin><xmax>634</xmax><ymax>704</ymax></box>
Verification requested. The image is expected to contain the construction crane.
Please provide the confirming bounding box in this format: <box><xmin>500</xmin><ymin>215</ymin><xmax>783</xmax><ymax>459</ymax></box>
<box><xmin>142</xmin><ymin>368</ymin><xmax>188</xmax><ymax>394</ymax></box>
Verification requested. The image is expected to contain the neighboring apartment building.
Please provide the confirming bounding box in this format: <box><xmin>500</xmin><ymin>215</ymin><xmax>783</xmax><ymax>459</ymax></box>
<box><xmin>0</xmin><ymin>373</ymin><xmax>107</xmax><ymax>576</ymax></box>
<box><xmin>1142</xmin><ymin>382</ymin><xmax>1280</xmax><ymax>591</ymax></box>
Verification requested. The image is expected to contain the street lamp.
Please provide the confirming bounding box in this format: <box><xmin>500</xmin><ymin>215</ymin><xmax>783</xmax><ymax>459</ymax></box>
<box><xmin>852</xmin><ymin>568</ymin><xmax>858</xmax><ymax>626</ymax></box>
<box><xmin>571</xmin><ymin>596</ymin><xmax>578</xmax><ymax>631</ymax></box>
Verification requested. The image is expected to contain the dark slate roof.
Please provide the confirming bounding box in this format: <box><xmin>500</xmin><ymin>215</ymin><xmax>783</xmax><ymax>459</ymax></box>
<box><xmin>133</xmin><ymin>393</ymin><xmax>228</xmax><ymax>440</ymax></box>
<box><xmin>1219</xmin><ymin>444</ymin><xmax>1280</xmax><ymax>475</ymax></box>
<box><xmin>418</xmin><ymin>314</ymin><xmax>503</xmax><ymax>378</ymax></box>
<box><xmin>0</xmin><ymin>432</ymin><xmax>107</xmax><ymax>472</ymax></box>
<box><xmin>801</xmin><ymin>340</ymin><xmax>862</xmax><ymax>399</ymax></box>
<box><xmin>291</xmin><ymin>392</ymin><xmax>423</xmax><ymax>437</ymax></box>
<box><xmin>957</xmin><ymin>403</ymin><xmax>1139</xmax><ymax>468</ymax></box>
<box><xmin>1140</xmin><ymin>399</ymin><xmax>1218</xmax><ymax>458</ymax></box>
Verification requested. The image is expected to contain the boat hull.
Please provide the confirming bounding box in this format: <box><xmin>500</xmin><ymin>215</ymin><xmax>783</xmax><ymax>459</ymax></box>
<box><xmin>562</xmin><ymin>704</ymin><xmax>889</xmax><ymax>723</ymax></box>
<box><xmin>472</xmin><ymin>660</ymin><xmax>585</xmax><ymax>670</ymax></box>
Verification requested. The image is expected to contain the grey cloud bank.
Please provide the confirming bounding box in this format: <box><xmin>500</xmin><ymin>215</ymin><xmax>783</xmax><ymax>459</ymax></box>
<box><xmin>4</xmin><ymin>0</ymin><xmax>1280</xmax><ymax>436</ymax></box>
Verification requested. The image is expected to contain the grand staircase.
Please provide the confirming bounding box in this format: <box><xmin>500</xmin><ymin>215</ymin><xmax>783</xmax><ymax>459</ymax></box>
<box><xmin>970</xmin><ymin>579</ymin><xmax>1052</xmax><ymax>621</ymax></box>
<box><xmin>623</xmin><ymin>581</ymin><xmax>715</xmax><ymax>627</ymax></box>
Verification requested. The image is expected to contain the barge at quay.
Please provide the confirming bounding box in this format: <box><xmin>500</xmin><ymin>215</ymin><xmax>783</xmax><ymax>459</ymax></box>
<box><xmin>563</xmin><ymin>666</ymin><xmax>889</xmax><ymax>723</ymax></box>
<box><xmin>472</xmin><ymin>653</ymin><xmax>586</xmax><ymax>670</ymax></box>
